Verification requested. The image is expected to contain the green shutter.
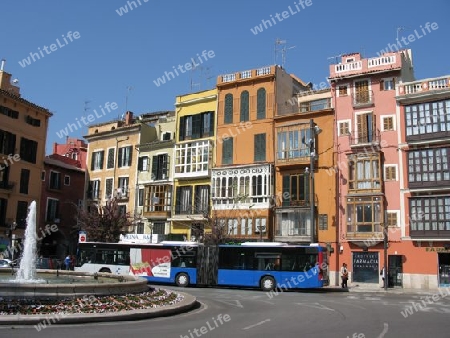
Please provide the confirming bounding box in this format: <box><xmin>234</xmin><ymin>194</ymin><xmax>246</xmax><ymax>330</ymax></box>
<box><xmin>192</xmin><ymin>114</ymin><xmax>202</xmax><ymax>139</ymax></box>
<box><xmin>179</xmin><ymin>116</ymin><xmax>186</xmax><ymax>141</ymax></box>
<box><xmin>254</xmin><ymin>133</ymin><xmax>266</xmax><ymax>162</ymax></box>
<box><xmin>240</xmin><ymin>91</ymin><xmax>249</xmax><ymax>122</ymax></box>
<box><xmin>282</xmin><ymin>175</ymin><xmax>290</xmax><ymax>206</ymax></box>
<box><xmin>257</xmin><ymin>88</ymin><xmax>266</xmax><ymax>119</ymax></box>
<box><xmin>224</xmin><ymin>94</ymin><xmax>233</xmax><ymax>124</ymax></box>
<box><xmin>222</xmin><ymin>138</ymin><xmax>233</xmax><ymax>165</ymax></box>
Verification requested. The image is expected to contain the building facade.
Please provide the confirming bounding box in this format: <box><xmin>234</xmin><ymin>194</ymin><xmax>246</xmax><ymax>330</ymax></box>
<box><xmin>0</xmin><ymin>62</ymin><xmax>51</xmax><ymax>256</ymax></box>
<box><xmin>329</xmin><ymin>50</ymin><xmax>414</xmax><ymax>286</ymax></box>
<box><xmin>40</xmin><ymin>153</ymin><xmax>85</xmax><ymax>258</ymax></box>
<box><xmin>170</xmin><ymin>89</ymin><xmax>217</xmax><ymax>241</ymax></box>
<box><xmin>135</xmin><ymin>111</ymin><xmax>176</xmax><ymax>242</ymax></box>
<box><xmin>212</xmin><ymin>65</ymin><xmax>310</xmax><ymax>241</ymax></box>
<box><xmin>397</xmin><ymin>75</ymin><xmax>450</xmax><ymax>288</ymax></box>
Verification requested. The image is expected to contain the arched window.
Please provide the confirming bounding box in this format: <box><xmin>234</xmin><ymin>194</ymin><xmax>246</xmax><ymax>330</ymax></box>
<box><xmin>224</xmin><ymin>94</ymin><xmax>233</xmax><ymax>124</ymax></box>
<box><xmin>240</xmin><ymin>91</ymin><xmax>249</xmax><ymax>122</ymax></box>
<box><xmin>257</xmin><ymin>88</ymin><xmax>266</xmax><ymax>119</ymax></box>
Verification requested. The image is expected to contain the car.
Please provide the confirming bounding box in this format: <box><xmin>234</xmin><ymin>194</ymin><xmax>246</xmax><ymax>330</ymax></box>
<box><xmin>0</xmin><ymin>259</ymin><xmax>14</xmax><ymax>268</ymax></box>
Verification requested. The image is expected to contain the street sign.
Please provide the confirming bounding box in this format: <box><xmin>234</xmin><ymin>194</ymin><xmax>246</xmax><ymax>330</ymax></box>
<box><xmin>78</xmin><ymin>231</ymin><xmax>87</xmax><ymax>243</ymax></box>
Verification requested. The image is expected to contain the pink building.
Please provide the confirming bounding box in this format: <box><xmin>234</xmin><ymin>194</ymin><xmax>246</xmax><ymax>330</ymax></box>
<box><xmin>329</xmin><ymin>50</ymin><xmax>414</xmax><ymax>287</ymax></box>
<box><xmin>52</xmin><ymin>137</ymin><xmax>88</xmax><ymax>170</ymax></box>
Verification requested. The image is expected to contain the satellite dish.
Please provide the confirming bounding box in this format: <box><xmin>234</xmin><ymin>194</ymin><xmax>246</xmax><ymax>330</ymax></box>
<box><xmin>12</xmin><ymin>79</ymin><xmax>19</xmax><ymax>84</ymax></box>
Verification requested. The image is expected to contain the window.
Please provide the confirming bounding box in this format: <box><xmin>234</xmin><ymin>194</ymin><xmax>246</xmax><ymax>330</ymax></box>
<box><xmin>354</xmin><ymin>80</ymin><xmax>371</xmax><ymax>105</ymax></box>
<box><xmin>222</xmin><ymin>138</ymin><xmax>233</xmax><ymax>165</ymax></box>
<box><xmin>319</xmin><ymin>214</ymin><xmax>328</xmax><ymax>230</ymax></box>
<box><xmin>408</xmin><ymin>148</ymin><xmax>450</xmax><ymax>185</ymax></box>
<box><xmin>25</xmin><ymin>115</ymin><xmax>41</xmax><ymax>127</ymax></box>
<box><xmin>179</xmin><ymin>111</ymin><xmax>214</xmax><ymax>141</ymax></box>
<box><xmin>255</xmin><ymin>218</ymin><xmax>267</xmax><ymax>233</ymax></box>
<box><xmin>356</xmin><ymin>112</ymin><xmax>375</xmax><ymax>143</ymax></box>
<box><xmin>275</xmin><ymin>209</ymin><xmax>311</xmax><ymax>236</ymax></box>
<box><xmin>338</xmin><ymin>121</ymin><xmax>350</xmax><ymax>136</ymax></box>
<box><xmin>410</xmin><ymin>197</ymin><xmax>450</xmax><ymax>233</ymax></box>
<box><xmin>380</xmin><ymin>78</ymin><xmax>395</xmax><ymax>91</ymax></box>
<box><xmin>136</xmin><ymin>222</ymin><xmax>144</xmax><ymax>234</ymax></box>
<box><xmin>282</xmin><ymin>174</ymin><xmax>309</xmax><ymax>206</ymax></box>
<box><xmin>117</xmin><ymin>177</ymin><xmax>129</xmax><ymax>197</ymax></box>
<box><xmin>347</xmin><ymin>196</ymin><xmax>383</xmax><ymax>233</ymax></box>
<box><xmin>152</xmin><ymin>154</ymin><xmax>169</xmax><ymax>180</ymax></box>
<box><xmin>88</xmin><ymin>180</ymin><xmax>100</xmax><ymax>199</ymax></box>
<box><xmin>19</xmin><ymin>169</ymin><xmax>30</xmax><ymax>194</ymax></box>
<box><xmin>138</xmin><ymin>156</ymin><xmax>149</xmax><ymax>171</ymax></box>
<box><xmin>162</xmin><ymin>132</ymin><xmax>172</xmax><ymax>141</ymax></box>
<box><xmin>277</xmin><ymin>127</ymin><xmax>311</xmax><ymax>160</ymax></box>
<box><xmin>240</xmin><ymin>91</ymin><xmax>249</xmax><ymax>122</ymax></box>
<box><xmin>384</xmin><ymin>165</ymin><xmax>397</xmax><ymax>181</ymax></box>
<box><xmin>144</xmin><ymin>185</ymin><xmax>172</xmax><ymax>213</ymax></box>
<box><xmin>240</xmin><ymin>218</ymin><xmax>253</xmax><ymax>235</ymax></box>
<box><xmin>107</xmin><ymin>148</ymin><xmax>115</xmax><ymax>169</ymax></box>
<box><xmin>300</xmin><ymin>98</ymin><xmax>330</xmax><ymax>112</ymax></box>
<box><xmin>227</xmin><ymin>219</ymin><xmax>238</xmax><ymax>235</ymax></box>
<box><xmin>16</xmin><ymin>201</ymin><xmax>28</xmax><ymax>228</ymax></box>
<box><xmin>257</xmin><ymin>88</ymin><xmax>266</xmax><ymax>119</ymax></box>
<box><xmin>0</xmin><ymin>198</ymin><xmax>7</xmax><ymax>228</ymax></box>
<box><xmin>49</xmin><ymin>171</ymin><xmax>61</xmax><ymax>190</ymax></box>
<box><xmin>64</xmin><ymin>175</ymin><xmax>70</xmax><ymax>186</ymax></box>
<box><xmin>0</xmin><ymin>129</ymin><xmax>16</xmax><ymax>155</ymax></box>
<box><xmin>105</xmin><ymin>178</ymin><xmax>113</xmax><ymax>199</ymax></box>
<box><xmin>386</xmin><ymin>211</ymin><xmax>398</xmax><ymax>227</ymax></box>
<box><xmin>46</xmin><ymin>198</ymin><xmax>59</xmax><ymax>223</ymax></box>
<box><xmin>348</xmin><ymin>154</ymin><xmax>381</xmax><ymax>191</ymax></box>
<box><xmin>175</xmin><ymin>141</ymin><xmax>210</xmax><ymax>175</ymax></box>
<box><xmin>175</xmin><ymin>186</ymin><xmax>193</xmax><ymax>214</ymax></box>
<box><xmin>0</xmin><ymin>105</ymin><xmax>19</xmax><ymax>119</ymax></box>
<box><xmin>153</xmin><ymin>222</ymin><xmax>166</xmax><ymax>235</ymax></box>
<box><xmin>41</xmin><ymin>170</ymin><xmax>45</xmax><ymax>181</ymax></box>
<box><xmin>254</xmin><ymin>133</ymin><xmax>266</xmax><ymax>162</ymax></box>
<box><xmin>91</xmin><ymin>150</ymin><xmax>104</xmax><ymax>170</ymax></box>
<box><xmin>118</xmin><ymin>146</ymin><xmax>132</xmax><ymax>167</ymax></box>
<box><xmin>118</xmin><ymin>205</ymin><xmax>126</xmax><ymax>215</ymax></box>
<box><xmin>194</xmin><ymin>185</ymin><xmax>210</xmax><ymax>214</ymax></box>
<box><xmin>0</xmin><ymin>166</ymin><xmax>10</xmax><ymax>189</ymax></box>
<box><xmin>138</xmin><ymin>188</ymin><xmax>144</xmax><ymax>206</ymax></box>
<box><xmin>382</xmin><ymin>116</ymin><xmax>395</xmax><ymax>131</ymax></box>
<box><xmin>224</xmin><ymin>93</ymin><xmax>233</xmax><ymax>124</ymax></box>
<box><xmin>405</xmin><ymin>99</ymin><xmax>450</xmax><ymax>138</ymax></box>
<box><xmin>20</xmin><ymin>137</ymin><xmax>38</xmax><ymax>164</ymax></box>
<box><xmin>338</xmin><ymin>85</ymin><xmax>348</xmax><ymax>97</ymax></box>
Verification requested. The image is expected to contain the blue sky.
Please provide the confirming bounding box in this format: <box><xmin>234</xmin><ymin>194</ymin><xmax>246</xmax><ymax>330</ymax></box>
<box><xmin>1</xmin><ymin>0</ymin><xmax>449</xmax><ymax>154</ymax></box>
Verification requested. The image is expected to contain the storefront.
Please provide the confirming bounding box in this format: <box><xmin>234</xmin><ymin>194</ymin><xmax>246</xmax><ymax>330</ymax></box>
<box><xmin>352</xmin><ymin>251</ymin><xmax>379</xmax><ymax>283</ymax></box>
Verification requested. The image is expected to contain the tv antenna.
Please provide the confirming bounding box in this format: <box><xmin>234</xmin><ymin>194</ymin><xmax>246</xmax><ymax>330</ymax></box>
<box><xmin>396</xmin><ymin>26</ymin><xmax>408</xmax><ymax>43</ymax></box>
<box><xmin>274</xmin><ymin>38</ymin><xmax>295</xmax><ymax>68</ymax></box>
<box><xmin>190</xmin><ymin>63</ymin><xmax>201</xmax><ymax>91</ymax></box>
<box><xmin>327</xmin><ymin>54</ymin><xmax>343</xmax><ymax>64</ymax></box>
<box><xmin>84</xmin><ymin>100</ymin><xmax>91</xmax><ymax>113</ymax></box>
<box><xmin>125</xmin><ymin>86</ymin><xmax>133</xmax><ymax>112</ymax></box>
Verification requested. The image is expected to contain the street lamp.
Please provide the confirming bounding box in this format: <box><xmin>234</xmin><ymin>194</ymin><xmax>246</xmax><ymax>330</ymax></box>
<box><xmin>8</xmin><ymin>221</ymin><xmax>16</xmax><ymax>262</ymax></box>
<box><xmin>308</xmin><ymin>119</ymin><xmax>321</xmax><ymax>243</ymax></box>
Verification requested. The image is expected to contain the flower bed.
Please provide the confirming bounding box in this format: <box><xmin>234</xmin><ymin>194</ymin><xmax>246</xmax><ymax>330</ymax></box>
<box><xmin>0</xmin><ymin>289</ymin><xmax>183</xmax><ymax>315</ymax></box>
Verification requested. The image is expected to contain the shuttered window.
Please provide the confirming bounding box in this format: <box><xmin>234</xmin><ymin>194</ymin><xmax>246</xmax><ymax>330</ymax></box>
<box><xmin>257</xmin><ymin>88</ymin><xmax>266</xmax><ymax>119</ymax></box>
<box><xmin>222</xmin><ymin>138</ymin><xmax>233</xmax><ymax>165</ymax></box>
<box><xmin>240</xmin><ymin>91</ymin><xmax>249</xmax><ymax>122</ymax></box>
<box><xmin>224</xmin><ymin>94</ymin><xmax>233</xmax><ymax>124</ymax></box>
<box><xmin>254</xmin><ymin>133</ymin><xmax>266</xmax><ymax>162</ymax></box>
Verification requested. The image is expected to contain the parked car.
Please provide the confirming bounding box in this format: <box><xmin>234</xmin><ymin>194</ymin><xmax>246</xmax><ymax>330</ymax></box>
<box><xmin>0</xmin><ymin>259</ymin><xmax>14</xmax><ymax>268</ymax></box>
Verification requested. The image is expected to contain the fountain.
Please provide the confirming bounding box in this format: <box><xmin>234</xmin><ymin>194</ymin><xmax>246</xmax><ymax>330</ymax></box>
<box><xmin>0</xmin><ymin>200</ymin><xmax>149</xmax><ymax>299</ymax></box>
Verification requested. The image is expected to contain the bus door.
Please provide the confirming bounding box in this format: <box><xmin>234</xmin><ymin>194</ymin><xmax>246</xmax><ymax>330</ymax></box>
<box><xmin>255</xmin><ymin>253</ymin><xmax>281</xmax><ymax>285</ymax></box>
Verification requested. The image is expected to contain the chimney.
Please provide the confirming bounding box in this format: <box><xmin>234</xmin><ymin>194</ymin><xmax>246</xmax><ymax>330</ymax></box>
<box><xmin>53</xmin><ymin>142</ymin><xmax>58</xmax><ymax>154</ymax></box>
<box><xmin>125</xmin><ymin>111</ymin><xmax>133</xmax><ymax>125</ymax></box>
<box><xmin>0</xmin><ymin>59</ymin><xmax>5</xmax><ymax>71</ymax></box>
<box><xmin>0</xmin><ymin>60</ymin><xmax>20</xmax><ymax>96</ymax></box>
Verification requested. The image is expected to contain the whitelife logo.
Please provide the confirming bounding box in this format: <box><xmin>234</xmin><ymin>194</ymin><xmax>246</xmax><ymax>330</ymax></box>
<box><xmin>18</xmin><ymin>31</ymin><xmax>81</xmax><ymax>68</ymax></box>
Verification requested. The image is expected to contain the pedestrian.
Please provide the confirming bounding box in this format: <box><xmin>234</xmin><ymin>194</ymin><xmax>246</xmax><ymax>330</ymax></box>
<box><xmin>340</xmin><ymin>263</ymin><xmax>349</xmax><ymax>288</ymax></box>
<box><xmin>64</xmin><ymin>255</ymin><xmax>71</xmax><ymax>271</ymax></box>
<box><xmin>380</xmin><ymin>266</ymin><xmax>386</xmax><ymax>288</ymax></box>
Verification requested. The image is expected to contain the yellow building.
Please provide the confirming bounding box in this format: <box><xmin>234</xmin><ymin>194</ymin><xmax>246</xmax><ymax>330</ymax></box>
<box><xmin>170</xmin><ymin>89</ymin><xmax>217</xmax><ymax>240</ymax></box>
<box><xmin>84</xmin><ymin>111</ymin><xmax>155</xmax><ymax>234</ymax></box>
<box><xmin>0</xmin><ymin>61</ymin><xmax>51</xmax><ymax>252</ymax></box>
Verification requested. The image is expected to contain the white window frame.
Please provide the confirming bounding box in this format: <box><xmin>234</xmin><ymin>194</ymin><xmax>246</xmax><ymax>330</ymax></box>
<box><xmin>337</xmin><ymin>84</ymin><xmax>349</xmax><ymax>97</ymax></box>
<box><xmin>386</xmin><ymin>210</ymin><xmax>400</xmax><ymax>227</ymax></box>
<box><xmin>106</xmin><ymin>147</ymin><xmax>115</xmax><ymax>170</ymax></box>
<box><xmin>104</xmin><ymin>177</ymin><xmax>114</xmax><ymax>200</ymax></box>
<box><xmin>337</xmin><ymin>119</ymin><xmax>351</xmax><ymax>136</ymax></box>
<box><xmin>381</xmin><ymin>77</ymin><xmax>395</xmax><ymax>91</ymax></box>
<box><xmin>92</xmin><ymin>150</ymin><xmax>104</xmax><ymax>171</ymax></box>
<box><xmin>118</xmin><ymin>145</ymin><xmax>132</xmax><ymax>168</ymax></box>
<box><xmin>380</xmin><ymin>114</ymin><xmax>396</xmax><ymax>132</ymax></box>
<box><xmin>117</xmin><ymin>176</ymin><xmax>129</xmax><ymax>197</ymax></box>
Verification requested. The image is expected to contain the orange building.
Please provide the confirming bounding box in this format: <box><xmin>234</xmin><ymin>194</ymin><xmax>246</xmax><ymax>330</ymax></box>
<box><xmin>212</xmin><ymin>65</ymin><xmax>310</xmax><ymax>241</ymax></box>
<box><xmin>274</xmin><ymin>89</ymin><xmax>338</xmax><ymax>282</ymax></box>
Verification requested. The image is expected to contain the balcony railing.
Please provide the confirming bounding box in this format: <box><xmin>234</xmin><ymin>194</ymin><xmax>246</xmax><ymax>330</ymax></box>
<box><xmin>350</xmin><ymin>129</ymin><xmax>381</xmax><ymax>146</ymax></box>
<box><xmin>299</xmin><ymin>98</ymin><xmax>332</xmax><ymax>113</ymax></box>
<box><xmin>410</xmin><ymin>229</ymin><xmax>450</xmax><ymax>239</ymax></box>
<box><xmin>399</xmin><ymin>76</ymin><xmax>450</xmax><ymax>96</ymax></box>
<box><xmin>346</xmin><ymin>223</ymin><xmax>383</xmax><ymax>238</ymax></box>
<box><xmin>174</xmin><ymin>205</ymin><xmax>210</xmax><ymax>216</ymax></box>
<box><xmin>221</xmin><ymin>73</ymin><xmax>236</xmax><ymax>82</ymax></box>
<box><xmin>367</xmin><ymin>55</ymin><xmax>396</xmax><ymax>68</ymax></box>
<box><xmin>352</xmin><ymin>90</ymin><xmax>374</xmax><ymax>107</ymax></box>
<box><xmin>334</xmin><ymin>61</ymin><xmax>362</xmax><ymax>73</ymax></box>
<box><xmin>0</xmin><ymin>181</ymin><xmax>14</xmax><ymax>190</ymax></box>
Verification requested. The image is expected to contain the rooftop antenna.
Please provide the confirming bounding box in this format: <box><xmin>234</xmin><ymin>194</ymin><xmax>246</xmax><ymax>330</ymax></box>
<box><xmin>84</xmin><ymin>100</ymin><xmax>91</xmax><ymax>113</ymax></box>
<box><xmin>125</xmin><ymin>85</ymin><xmax>133</xmax><ymax>112</ymax></box>
<box><xmin>274</xmin><ymin>39</ymin><xmax>295</xmax><ymax>68</ymax></box>
<box><xmin>190</xmin><ymin>63</ymin><xmax>201</xmax><ymax>91</ymax></box>
<box><xmin>327</xmin><ymin>54</ymin><xmax>343</xmax><ymax>64</ymax></box>
<box><xmin>396</xmin><ymin>26</ymin><xmax>408</xmax><ymax>45</ymax></box>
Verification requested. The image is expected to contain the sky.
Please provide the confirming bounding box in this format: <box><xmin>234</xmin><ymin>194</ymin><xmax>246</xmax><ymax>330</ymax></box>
<box><xmin>1</xmin><ymin>0</ymin><xmax>449</xmax><ymax>154</ymax></box>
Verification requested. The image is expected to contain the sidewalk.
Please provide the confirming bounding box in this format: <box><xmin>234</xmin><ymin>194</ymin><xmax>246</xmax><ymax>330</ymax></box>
<box><xmin>325</xmin><ymin>283</ymin><xmax>443</xmax><ymax>295</ymax></box>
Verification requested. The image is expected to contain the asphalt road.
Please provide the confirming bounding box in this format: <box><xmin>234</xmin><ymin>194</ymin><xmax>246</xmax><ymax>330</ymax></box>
<box><xmin>2</xmin><ymin>286</ymin><xmax>450</xmax><ymax>337</ymax></box>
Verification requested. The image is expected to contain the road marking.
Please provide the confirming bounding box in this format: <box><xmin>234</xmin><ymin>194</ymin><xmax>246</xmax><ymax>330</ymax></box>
<box><xmin>377</xmin><ymin>323</ymin><xmax>389</xmax><ymax>338</ymax></box>
<box><xmin>216</xmin><ymin>299</ymin><xmax>244</xmax><ymax>308</ymax></box>
<box><xmin>295</xmin><ymin>302</ymin><xmax>335</xmax><ymax>311</ymax></box>
<box><xmin>322</xmin><ymin>299</ymin><xmax>366</xmax><ymax>310</ymax></box>
<box><xmin>243</xmin><ymin>318</ymin><xmax>271</xmax><ymax>330</ymax></box>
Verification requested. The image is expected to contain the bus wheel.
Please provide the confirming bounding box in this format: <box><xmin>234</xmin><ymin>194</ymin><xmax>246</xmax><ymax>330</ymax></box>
<box><xmin>260</xmin><ymin>276</ymin><xmax>275</xmax><ymax>291</ymax></box>
<box><xmin>175</xmin><ymin>273</ymin><xmax>190</xmax><ymax>287</ymax></box>
<box><xmin>99</xmin><ymin>268</ymin><xmax>111</xmax><ymax>273</ymax></box>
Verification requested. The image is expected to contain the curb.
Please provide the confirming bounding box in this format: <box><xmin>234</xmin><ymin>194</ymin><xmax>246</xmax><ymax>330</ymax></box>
<box><xmin>0</xmin><ymin>291</ymin><xmax>198</xmax><ymax>325</ymax></box>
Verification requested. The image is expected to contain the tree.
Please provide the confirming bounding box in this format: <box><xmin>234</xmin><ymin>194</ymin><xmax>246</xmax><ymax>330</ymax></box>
<box><xmin>74</xmin><ymin>198</ymin><xmax>135</xmax><ymax>243</ymax></box>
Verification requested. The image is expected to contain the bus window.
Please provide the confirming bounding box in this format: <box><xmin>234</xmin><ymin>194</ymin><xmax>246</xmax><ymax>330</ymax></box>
<box><xmin>255</xmin><ymin>253</ymin><xmax>281</xmax><ymax>271</ymax></box>
<box><xmin>117</xmin><ymin>250</ymin><xmax>130</xmax><ymax>265</ymax></box>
